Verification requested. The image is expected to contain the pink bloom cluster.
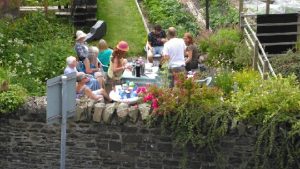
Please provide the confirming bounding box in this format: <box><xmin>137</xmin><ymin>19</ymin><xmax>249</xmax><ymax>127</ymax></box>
<box><xmin>143</xmin><ymin>93</ymin><xmax>159</xmax><ymax>110</ymax></box>
<box><xmin>136</xmin><ymin>87</ymin><xmax>147</xmax><ymax>94</ymax></box>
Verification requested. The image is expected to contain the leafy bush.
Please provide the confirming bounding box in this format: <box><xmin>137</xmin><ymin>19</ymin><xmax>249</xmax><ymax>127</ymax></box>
<box><xmin>0</xmin><ymin>12</ymin><xmax>75</xmax><ymax>95</ymax></box>
<box><xmin>22</xmin><ymin>0</ymin><xmax>70</xmax><ymax>6</ymax></box>
<box><xmin>199</xmin><ymin>28</ymin><xmax>242</xmax><ymax>68</ymax></box>
<box><xmin>232</xmin><ymin>41</ymin><xmax>253</xmax><ymax>70</ymax></box>
<box><xmin>0</xmin><ymin>68</ymin><xmax>27</xmax><ymax>114</ymax></box>
<box><xmin>147</xmin><ymin>73</ymin><xmax>233</xmax><ymax>151</ymax></box>
<box><xmin>199</xmin><ymin>0</ymin><xmax>239</xmax><ymax>29</ymax></box>
<box><xmin>269</xmin><ymin>50</ymin><xmax>300</xmax><ymax>81</ymax></box>
<box><xmin>143</xmin><ymin>0</ymin><xmax>199</xmax><ymax>36</ymax></box>
<box><xmin>231</xmin><ymin>75</ymin><xmax>300</xmax><ymax>168</ymax></box>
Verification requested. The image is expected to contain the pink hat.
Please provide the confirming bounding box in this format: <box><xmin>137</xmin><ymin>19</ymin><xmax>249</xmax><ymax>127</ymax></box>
<box><xmin>116</xmin><ymin>41</ymin><xmax>129</xmax><ymax>52</ymax></box>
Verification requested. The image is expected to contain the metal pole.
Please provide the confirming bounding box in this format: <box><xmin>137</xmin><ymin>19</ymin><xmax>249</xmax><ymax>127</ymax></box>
<box><xmin>240</xmin><ymin>12</ymin><xmax>245</xmax><ymax>30</ymax></box>
<box><xmin>205</xmin><ymin>0</ymin><xmax>209</xmax><ymax>30</ymax></box>
<box><xmin>266</xmin><ymin>0</ymin><xmax>270</xmax><ymax>14</ymax></box>
<box><xmin>263</xmin><ymin>60</ymin><xmax>269</xmax><ymax>80</ymax></box>
<box><xmin>239</xmin><ymin>0</ymin><xmax>244</xmax><ymax>15</ymax></box>
<box><xmin>60</xmin><ymin>75</ymin><xmax>68</xmax><ymax>169</ymax></box>
<box><xmin>253</xmin><ymin>40</ymin><xmax>258</xmax><ymax>70</ymax></box>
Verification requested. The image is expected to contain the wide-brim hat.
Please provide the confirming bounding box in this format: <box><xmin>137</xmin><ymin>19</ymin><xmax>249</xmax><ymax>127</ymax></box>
<box><xmin>76</xmin><ymin>30</ymin><xmax>87</xmax><ymax>41</ymax></box>
<box><xmin>116</xmin><ymin>41</ymin><xmax>129</xmax><ymax>52</ymax></box>
<box><xmin>76</xmin><ymin>74</ymin><xmax>89</xmax><ymax>82</ymax></box>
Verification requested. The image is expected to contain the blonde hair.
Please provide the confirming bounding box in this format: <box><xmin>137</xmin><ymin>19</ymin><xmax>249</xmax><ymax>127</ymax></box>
<box><xmin>98</xmin><ymin>39</ymin><xmax>108</xmax><ymax>51</ymax></box>
<box><xmin>88</xmin><ymin>46</ymin><xmax>99</xmax><ymax>65</ymax></box>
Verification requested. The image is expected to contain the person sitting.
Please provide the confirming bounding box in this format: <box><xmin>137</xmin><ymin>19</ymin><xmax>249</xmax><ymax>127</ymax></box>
<box><xmin>64</xmin><ymin>56</ymin><xmax>78</xmax><ymax>75</ymax></box>
<box><xmin>98</xmin><ymin>39</ymin><xmax>113</xmax><ymax>72</ymax></box>
<box><xmin>107</xmin><ymin>41</ymin><xmax>131</xmax><ymax>81</ymax></box>
<box><xmin>183</xmin><ymin>32</ymin><xmax>199</xmax><ymax>71</ymax></box>
<box><xmin>88</xmin><ymin>46</ymin><xmax>106</xmax><ymax>87</ymax></box>
<box><xmin>76</xmin><ymin>73</ymin><xmax>111</xmax><ymax>102</ymax></box>
<box><xmin>162</xmin><ymin>27</ymin><xmax>186</xmax><ymax>87</ymax></box>
<box><xmin>64</xmin><ymin>56</ymin><xmax>101</xmax><ymax>91</ymax></box>
<box><xmin>74</xmin><ymin>30</ymin><xmax>99</xmax><ymax>75</ymax></box>
<box><xmin>146</xmin><ymin>25</ymin><xmax>166</xmax><ymax>63</ymax></box>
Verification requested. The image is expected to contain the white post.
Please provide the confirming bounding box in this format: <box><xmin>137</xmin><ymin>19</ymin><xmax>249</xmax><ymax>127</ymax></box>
<box><xmin>60</xmin><ymin>75</ymin><xmax>68</xmax><ymax>169</ymax></box>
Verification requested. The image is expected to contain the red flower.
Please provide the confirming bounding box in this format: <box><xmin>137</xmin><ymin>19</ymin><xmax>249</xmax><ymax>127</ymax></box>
<box><xmin>152</xmin><ymin>98</ymin><xmax>159</xmax><ymax>109</ymax></box>
<box><xmin>143</xmin><ymin>93</ymin><xmax>154</xmax><ymax>102</ymax></box>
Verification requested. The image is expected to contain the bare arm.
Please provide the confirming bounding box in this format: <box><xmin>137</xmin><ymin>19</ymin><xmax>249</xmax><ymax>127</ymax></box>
<box><xmin>185</xmin><ymin>50</ymin><xmax>193</xmax><ymax>64</ymax></box>
<box><xmin>84</xmin><ymin>58</ymin><xmax>99</xmax><ymax>74</ymax></box>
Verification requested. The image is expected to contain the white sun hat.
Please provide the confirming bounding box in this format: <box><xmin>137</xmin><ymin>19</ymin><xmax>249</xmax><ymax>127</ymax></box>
<box><xmin>76</xmin><ymin>30</ymin><xmax>87</xmax><ymax>41</ymax></box>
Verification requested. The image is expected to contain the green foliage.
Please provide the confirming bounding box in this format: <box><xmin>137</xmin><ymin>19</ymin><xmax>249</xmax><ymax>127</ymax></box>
<box><xmin>199</xmin><ymin>28</ymin><xmax>242</xmax><ymax>68</ymax></box>
<box><xmin>232</xmin><ymin>41</ymin><xmax>253</xmax><ymax>70</ymax></box>
<box><xmin>231</xmin><ymin>75</ymin><xmax>300</xmax><ymax>168</ymax></box>
<box><xmin>0</xmin><ymin>67</ymin><xmax>28</xmax><ymax>114</ymax></box>
<box><xmin>0</xmin><ymin>12</ymin><xmax>74</xmax><ymax>95</ymax></box>
<box><xmin>22</xmin><ymin>0</ymin><xmax>71</xmax><ymax>6</ymax></box>
<box><xmin>269</xmin><ymin>50</ymin><xmax>300</xmax><ymax>81</ymax></box>
<box><xmin>143</xmin><ymin>0</ymin><xmax>199</xmax><ymax>36</ymax></box>
<box><xmin>199</xmin><ymin>0</ymin><xmax>239</xmax><ymax>29</ymax></box>
<box><xmin>214</xmin><ymin>70</ymin><xmax>234</xmax><ymax>96</ymax></box>
<box><xmin>148</xmin><ymin>74</ymin><xmax>233</xmax><ymax>151</ymax></box>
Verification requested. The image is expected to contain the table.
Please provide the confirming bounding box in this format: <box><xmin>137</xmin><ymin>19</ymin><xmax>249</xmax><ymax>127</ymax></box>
<box><xmin>121</xmin><ymin>67</ymin><xmax>161</xmax><ymax>86</ymax></box>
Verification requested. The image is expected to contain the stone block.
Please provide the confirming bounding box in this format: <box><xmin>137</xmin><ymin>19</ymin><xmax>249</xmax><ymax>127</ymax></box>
<box><xmin>128</xmin><ymin>106</ymin><xmax>139</xmax><ymax>123</ymax></box>
<box><xmin>109</xmin><ymin>141</ymin><xmax>121</xmax><ymax>152</ymax></box>
<box><xmin>103</xmin><ymin>103</ymin><xmax>116</xmax><ymax>124</ymax></box>
<box><xmin>93</xmin><ymin>103</ymin><xmax>105</xmax><ymax>122</ymax></box>
<box><xmin>116</xmin><ymin>103</ymin><xmax>129</xmax><ymax>123</ymax></box>
<box><xmin>75</xmin><ymin>101</ymin><xmax>88</xmax><ymax>122</ymax></box>
<box><xmin>138</xmin><ymin>103</ymin><xmax>151</xmax><ymax>120</ymax></box>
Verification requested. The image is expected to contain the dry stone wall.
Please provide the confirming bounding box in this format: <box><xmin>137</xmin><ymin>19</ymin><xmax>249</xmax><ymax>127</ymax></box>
<box><xmin>0</xmin><ymin>97</ymin><xmax>257</xmax><ymax>169</ymax></box>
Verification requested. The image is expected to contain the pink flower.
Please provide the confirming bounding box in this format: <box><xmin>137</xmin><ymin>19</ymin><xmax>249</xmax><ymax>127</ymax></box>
<box><xmin>137</xmin><ymin>87</ymin><xmax>147</xmax><ymax>94</ymax></box>
<box><xmin>143</xmin><ymin>93</ymin><xmax>154</xmax><ymax>102</ymax></box>
<box><xmin>152</xmin><ymin>98</ymin><xmax>159</xmax><ymax>109</ymax></box>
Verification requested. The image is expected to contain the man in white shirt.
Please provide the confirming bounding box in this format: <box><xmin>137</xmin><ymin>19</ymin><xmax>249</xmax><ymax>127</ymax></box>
<box><xmin>162</xmin><ymin>27</ymin><xmax>186</xmax><ymax>68</ymax></box>
<box><xmin>162</xmin><ymin>27</ymin><xmax>186</xmax><ymax>87</ymax></box>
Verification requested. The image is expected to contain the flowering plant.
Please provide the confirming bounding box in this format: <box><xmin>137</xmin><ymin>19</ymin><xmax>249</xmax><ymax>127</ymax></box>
<box><xmin>137</xmin><ymin>86</ymin><xmax>160</xmax><ymax>113</ymax></box>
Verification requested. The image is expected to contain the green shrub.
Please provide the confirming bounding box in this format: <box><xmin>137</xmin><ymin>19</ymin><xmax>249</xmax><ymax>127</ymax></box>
<box><xmin>269</xmin><ymin>50</ymin><xmax>300</xmax><ymax>81</ymax></box>
<box><xmin>199</xmin><ymin>0</ymin><xmax>239</xmax><ymax>29</ymax></box>
<box><xmin>231</xmin><ymin>75</ymin><xmax>300</xmax><ymax>168</ymax></box>
<box><xmin>0</xmin><ymin>12</ymin><xmax>74</xmax><ymax>96</ymax></box>
<box><xmin>22</xmin><ymin>0</ymin><xmax>70</xmax><ymax>6</ymax></box>
<box><xmin>199</xmin><ymin>28</ymin><xmax>242</xmax><ymax>68</ymax></box>
<box><xmin>214</xmin><ymin>70</ymin><xmax>234</xmax><ymax>96</ymax></box>
<box><xmin>0</xmin><ymin>83</ymin><xmax>27</xmax><ymax>114</ymax></box>
<box><xmin>143</xmin><ymin>0</ymin><xmax>199</xmax><ymax>36</ymax></box>
<box><xmin>232</xmin><ymin>41</ymin><xmax>253</xmax><ymax>70</ymax></box>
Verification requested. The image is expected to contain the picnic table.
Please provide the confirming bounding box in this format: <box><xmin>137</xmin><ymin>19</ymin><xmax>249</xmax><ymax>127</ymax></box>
<box><xmin>121</xmin><ymin>66</ymin><xmax>161</xmax><ymax>86</ymax></box>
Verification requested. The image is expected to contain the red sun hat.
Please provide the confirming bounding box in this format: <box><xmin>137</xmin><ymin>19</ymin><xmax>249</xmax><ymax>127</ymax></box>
<box><xmin>116</xmin><ymin>41</ymin><xmax>129</xmax><ymax>52</ymax></box>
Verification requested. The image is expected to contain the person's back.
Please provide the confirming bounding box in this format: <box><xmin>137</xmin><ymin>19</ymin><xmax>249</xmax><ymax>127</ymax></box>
<box><xmin>98</xmin><ymin>48</ymin><xmax>112</xmax><ymax>72</ymax></box>
<box><xmin>163</xmin><ymin>38</ymin><xmax>186</xmax><ymax>67</ymax></box>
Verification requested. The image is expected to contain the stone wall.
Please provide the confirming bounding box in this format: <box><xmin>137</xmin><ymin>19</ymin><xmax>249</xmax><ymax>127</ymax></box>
<box><xmin>0</xmin><ymin>97</ymin><xmax>256</xmax><ymax>169</ymax></box>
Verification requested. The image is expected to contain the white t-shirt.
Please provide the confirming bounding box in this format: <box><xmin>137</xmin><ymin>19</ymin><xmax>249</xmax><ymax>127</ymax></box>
<box><xmin>162</xmin><ymin>38</ymin><xmax>186</xmax><ymax>67</ymax></box>
<box><xmin>64</xmin><ymin>66</ymin><xmax>78</xmax><ymax>75</ymax></box>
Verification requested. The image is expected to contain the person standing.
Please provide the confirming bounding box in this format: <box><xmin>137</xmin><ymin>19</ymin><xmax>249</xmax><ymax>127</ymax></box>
<box><xmin>98</xmin><ymin>39</ymin><xmax>113</xmax><ymax>72</ymax></box>
<box><xmin>162</xmin><ymin>27</ymin><xmax>186</xmax><ymax>87</ymax></box>
<box><xmin>183</xmin><ymin>32</ymin><xmax>199</xmax><ymax>71</ymax></box>
<box><xmin>147</xmin><ymin>25</ymin><xmax>166</xmax><ymax>63</ymax></box>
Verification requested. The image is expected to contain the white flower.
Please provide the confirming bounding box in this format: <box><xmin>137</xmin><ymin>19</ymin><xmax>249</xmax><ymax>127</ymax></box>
<box><xmin>0</xmin><ymin>60</ymin><xmax>2</xmax><ymax>64</ymax></box>
<box><xmin>15</xmin><ymin>53</ymin><xmax>20</xmax><ymax>58</ymax></box>
<box><xmin>26</xmin><ymin>62</ymin><xmax>32</xmax><ymax>67</ymax></box>
<box><xmin>8</xmin><ymin>39</ymin><xmax>12</xmax><ymax>43</ymax></box>
<box><xmin>0</xmin><ymin>33</ymin><xmax>3</xmax><ymax>38</ymax></box>
<box><xmin>27</xmin><ymin>69</ymin><xmax>31</xmax><ymax>75</ymax></box>
<box><xmin>0</xmin><ymin>49</ymin><xmax>3</xmax><ymax>53</ymax></box>
<box><xmin>15</xmin><ymin>59</ymin><xmax>22</xmax><ymax>65</ymax></box>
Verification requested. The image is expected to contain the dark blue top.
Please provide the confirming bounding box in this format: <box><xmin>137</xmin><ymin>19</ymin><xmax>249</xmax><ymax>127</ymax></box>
<box><xmin>148</xmin><ymin>30</ymin><xmax>166</xmax><ymax>47</ymax></box>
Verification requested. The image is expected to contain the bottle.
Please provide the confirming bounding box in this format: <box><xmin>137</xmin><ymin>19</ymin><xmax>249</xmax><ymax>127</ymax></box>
<box><xmin>136</xmin><ymin>63</ymin><xmax>141</xmax><ymax>77</ymax></box>
<box><xmin>132</xmin><ymin>62</ymin><xmax>136</xmax><ymax>76</ymax></box>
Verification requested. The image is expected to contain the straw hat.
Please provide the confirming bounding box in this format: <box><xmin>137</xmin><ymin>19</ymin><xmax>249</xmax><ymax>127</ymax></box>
<box><xmin>76</xmin><ymin>30</ymin><xmax>87</xmax><ymax>41</ymax></box>
<box><xmin>116</xmin><ymin>41</ymin><xmax>129</xmax><ymax>52</ymax></box>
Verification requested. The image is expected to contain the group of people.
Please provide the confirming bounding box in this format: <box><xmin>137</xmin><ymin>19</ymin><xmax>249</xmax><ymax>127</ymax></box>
<box><xmin>64</xmin><ymin>30</ymin><xmax>131</xmax><ymax>102</ymax></box>
<box><xmin>65</xmin><ymin>25</ymin><xmax>200</xmax><ymax>101</ymax></box>
<box><xmin>146</xmin><ymin>25</ymin><xmax>199</xmax><ymax>72</ymax></box>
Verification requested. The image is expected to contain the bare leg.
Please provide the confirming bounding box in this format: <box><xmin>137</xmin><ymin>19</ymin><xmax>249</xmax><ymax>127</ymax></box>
<box><xmin>99</xmin><ymin>88</ymin><xmax>111</xmax><ymax>102</ymax></box>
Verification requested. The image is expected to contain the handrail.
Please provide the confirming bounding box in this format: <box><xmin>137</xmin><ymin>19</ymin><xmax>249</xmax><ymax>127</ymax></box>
<box><xmin>242</xmin><ymin>16</ymin><xmax>277</xmax><ymax>79</ymax></box>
